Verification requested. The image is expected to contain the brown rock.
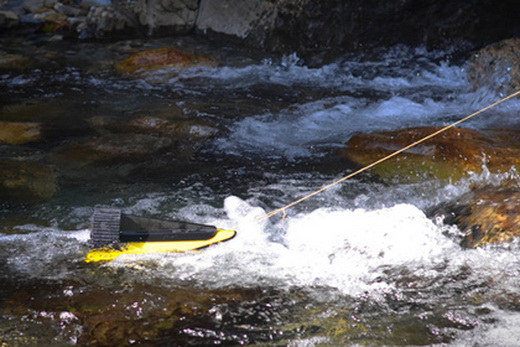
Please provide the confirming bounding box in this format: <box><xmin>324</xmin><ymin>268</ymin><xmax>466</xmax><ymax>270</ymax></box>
<box><xmin>461</xmin><ymin>188</ymin><xmax>520</xmax><ymax>248</ymax></box>
<box><xmin>468</xmin><ymin>38</ymin><xmax>520</xmax><ymax>95</ymax></box>
<box><xmin>116</xmin><ymin>47</ymin><xmax>217</xmax><ymax>77</ymax></box>
<box><xmin>342</xmin><ymin>127</ymin><xmax>520</xmax><ymax>183</ymax></box>
<box><xmin>0</xmin><ymin>52</ymin><xmax>32</xmax><ymax>70</ymax></box>
<box><xmin>431</xmin><ymin>186</ymin><xmax>520</xmax><ymax>248</ymax></box>
<box><xmin>0</xmin><ymin>160</ymin><xmax>58</xmax><ymax>206</ymax></box>
<box><xmin>3</xmin><ymin>281</ymin><xmax>277</xmax><ymax>345</ymax></box>
<box><xmin>0</xmin><ymin>121</ymin><xmax>42</xmax><ymax>145</ymax></box>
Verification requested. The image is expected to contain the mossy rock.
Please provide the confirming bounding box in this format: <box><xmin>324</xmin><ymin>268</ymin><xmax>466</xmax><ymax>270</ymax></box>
<box><xmin>342</xmin><ymin>127</ymin><xmax>520</xmax><ymax>184</ymax></box>
<box><xmin>0</xmin><ymin>52</ymin><xmax>32</xmax><ymax>70</ymax></box>
<box><xmin>0</xmin><ymin>121</ymin><xmax>42</xmax><ymax>144</ymax></box>
<box><xmin>0</xmin><ymin>160</ymin><xmax>58</xmax><ymax>206</ymax></box>
<box><xmin>430</xmin><ymin>186</ymin><xmax>520</xmax><ymax>248</ymax></box>
<box><xmin>468</xmin><ymin>38</ymin><xmax>520</xmax><ymax>95</ymax></box>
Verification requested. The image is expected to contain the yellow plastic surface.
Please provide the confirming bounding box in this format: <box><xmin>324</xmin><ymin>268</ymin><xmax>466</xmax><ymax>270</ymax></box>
<box><xmin>85</xmin><ymin>229</ymin><xmax>236</xmax><ymax>263</ymax></box>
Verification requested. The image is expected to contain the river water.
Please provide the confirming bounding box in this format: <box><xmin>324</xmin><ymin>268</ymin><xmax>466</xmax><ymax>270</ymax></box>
<box><xmin>1</xmin><ymin>37</ymin><xmax>520</xmax><ymax>345</ymax></box>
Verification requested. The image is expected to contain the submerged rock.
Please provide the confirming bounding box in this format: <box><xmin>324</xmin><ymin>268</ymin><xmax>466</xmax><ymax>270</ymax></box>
<box><xmin>468</xmin><ymin>38</ymin><xmax>520</xmax><ymax>95</ymax></box>
<box><xmin>2</xmin><ymin>281</ymin><xmax>298</xmax><ymax>345</ymax></box>
<box><xmin>115</xmin><ymin>47</ymin><xmax>217</xmax><ymax>77</ymax></box>
<box><xmin>342</xmin><ymin>127</ymin><xmax>520</xmax><ymax>183</ymax></box>
<box><xmin>122</xmin><ymin>116</ymin><xmax>219</xmax><ymax>139</ymax></box>
<box><xmin>51</xmin><ymin>133</ymin><xmax>173</xmax><ymax>168</ymax></box>
<box><xmin>0</xmin><ymin>121</ymin><xmax>42</xmax><ymax>144</ymax></box>
<box><xmin>0</xmin><ymin>159</ymin><xmax>58</xmax><ymax>206</ymax></box>
<box><xmin>430</xmin><ymin>186</ymin><xmax>520</xmax><ymax>248</ymax></box>
<box><xmin>0</xmin><ymin>52</ymin><xmax>32</xmax><ymax>70</ymax></box>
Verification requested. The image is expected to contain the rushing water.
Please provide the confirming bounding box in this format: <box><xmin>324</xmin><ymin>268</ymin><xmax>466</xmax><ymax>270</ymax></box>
<box><xmin>1</xmin><ymin>36</ymin><xmax>520</xmax><ymax>345</ymax></box>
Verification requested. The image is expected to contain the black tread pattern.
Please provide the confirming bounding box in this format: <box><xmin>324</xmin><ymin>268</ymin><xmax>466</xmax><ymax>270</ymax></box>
<box><xmin>90</xmin><ymin>208</ymin><xmax>121</xmax><ymax>248</ymax></box>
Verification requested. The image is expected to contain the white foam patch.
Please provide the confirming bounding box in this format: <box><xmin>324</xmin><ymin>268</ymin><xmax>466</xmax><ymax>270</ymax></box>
<box><xmin>109</xmin><ymin>197</ymin><xmax>459</xmax><ymax>297</ymax></box>
<box><xmin>0</xmin><ymin>227</ymin><xmax>91</xmax><ymax>279</ymax></box>
<box><xmin>215</xmin><ymin>93</ymin><xmax>469</xmax><ymax>158</ymax></box>
<box><xmin>456</xmin><ymin>306</ymin><xmax>520</xmax><ymax>345</ymax></box>
<box><xmin>273</xmin><ymin>203</ymin><xmax>458</xmax><ymax>295</ymax></box>
<box><xmin>215</xmin><ymin>100</ymin><xmax>356</xmax><ymax>158</ymax></box>
<box><xmin>166</xmin><ymin>56</ymin><xmax>355</xmax><ymax>90</ymax></box>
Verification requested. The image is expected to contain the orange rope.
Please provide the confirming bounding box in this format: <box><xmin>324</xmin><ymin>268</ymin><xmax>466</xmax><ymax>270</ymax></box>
<box><xmin>258</xmin><ymin>90</ymin><xmax>520</xmax><ymax>221</ymax></box>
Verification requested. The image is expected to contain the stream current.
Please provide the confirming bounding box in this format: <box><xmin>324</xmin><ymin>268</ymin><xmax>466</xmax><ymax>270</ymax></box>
<box><xmin>1</xmin><ymin>37</ymin><xmax>520</xmax><ymax>345</ymax></box>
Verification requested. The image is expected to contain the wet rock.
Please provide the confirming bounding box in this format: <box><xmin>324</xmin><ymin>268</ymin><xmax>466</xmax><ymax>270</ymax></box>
<box><xmin>51</xmin><ymin>133</ymin><xmax>173</xmax><ymax>168</ymax></box>
<box><xmin>342</xmin><ymin>127</ymin><xmax>520</xmax><ymax>183</ymax></box>
<box><xmin>0</xmin><ymin>159</ymin><xmax>58</xmax><ymax>206</ymax></box>
<box><xmin>0</xmin><ymin>10</ymin><xmax>19</xmax><ymax>28</ymax></box>
<box><xmin>122</xmin><ymin>116</ymin><xmax>219</xmax><ymax>139</ymax></box>
<box><xmin>0</xmin><ymin>51</ymin><xmax>32</xmax><ymax>70</ymax></box>
<box><xmin>33</xmin><ymin>9</ymin><xmax>68</xmax><ymax>30</ymax></box>
<box><xmin>468</xmin><ymin>38</ymin><xmax>520</xmax><ymax>95</ymax></box>
<box><xmin>115</xmin><ymin>47</ymin><xmax>217</xmax><ymax>77</ymax></box>
<box><xmin>1</xmin><ymin>99</ymin><xmax>55</xmax><ymax>122</ymax></box>
<box><xmin>431</xmin><ymin>186</ymin><xmax>520</xmax><ymax>248</ymax></box>
<box><xmin>53</xmin><ymin>2</ymin><xmax>87</xmax><ymax>17</ymax></box>
<box><xmin>23</xmin><ymin>0</ymin><xmax>58</xmax><ymax>12</ymax></box>
<box><xmin>0</xmin><ymin>121</ymin><xmax>42</xmax><ymax>144</ymax></box>
<box><xmin>2</xmin><ymin>281</ymin><xmax>294</xmax><ymax>345</ymax></box>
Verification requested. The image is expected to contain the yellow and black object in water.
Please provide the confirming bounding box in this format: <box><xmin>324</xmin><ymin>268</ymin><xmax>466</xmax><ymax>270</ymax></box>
<box><xmin>86</xmin><ymin>208</ymin><xmax>236</xmax><ymax>263</ymax></box>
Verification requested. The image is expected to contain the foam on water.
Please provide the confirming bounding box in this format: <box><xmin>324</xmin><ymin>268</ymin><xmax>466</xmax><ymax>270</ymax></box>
<box><xmin>213</xmin><ymin>92</ymin><xmax>474</xmax><ymax>159</ymax></box>
<box><xmin>3</xmin><ymin>168</ymin><xmax>516</xmax><ymax>289</ymax></box>
<box><xmin>0</xmin><ymin>227</ymin><xmax>90</xmax><ymax>279</ymax></box>
<box><xmin>170</xmin><ymin>49</ymin><xmax>468</xmax><ymax>92</ymax></box>
<box><xmin>2</xmin><ymin>186</ymin><xmax>520</xmax><ymax>342</ymax></box>
<box><xmin>98</xmin><ymin>196</ymin><xmax>457</xmax><ymax>296</ymax></box>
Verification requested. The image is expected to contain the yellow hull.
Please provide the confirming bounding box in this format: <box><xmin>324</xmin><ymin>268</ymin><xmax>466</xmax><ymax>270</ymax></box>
<box><xmin>86</xmin><ymin>228</ymin><xmax>236</xmax><ymax>263</ymax></box>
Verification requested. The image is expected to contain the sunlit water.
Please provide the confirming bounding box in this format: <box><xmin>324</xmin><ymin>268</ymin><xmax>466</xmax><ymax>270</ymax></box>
<box><xmin>1</xmin><ymin>39</ymin><xmax>520</xmax><ymax>345</ymax></box>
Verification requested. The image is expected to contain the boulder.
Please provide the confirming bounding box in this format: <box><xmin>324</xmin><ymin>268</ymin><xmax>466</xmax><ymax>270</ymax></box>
<box><xmin>0</xmin><ymin>10</ymin><xmax>19</xmax><ymax>28</ymax></box>
<box><xmin>0</xmin><ymin>52</ymin><xmax>32</xmax><ymax>70</ymax></box>
<box><xmin>430</xmin><ymin>186</ymin><xmax>520</xmax><ymax>248</ymax></box>
<box><xmin>23</xmin><ymin>0</ymin><xmax>58</xmax><ymax>12</ymax></box>
<box><xmin>0</xmin><ymin>160</ymin><xmax>58</xmax><ymax>206</ymax></box>
<box><xmin>468</xmin><ymin>38</ymin><xmax>520</xmax><ymax>95</ymax></box>
<box><xmin>342</xmin><ymin>127</ymin><xmax>520</xmax><ymax>183</ymax></box>
<box><xmin>2</xmin><ymin>281</ymin><xmax>290</xmax><ymax>345</ymax></box>
<box><xmin>196</xmin><ymin>0</ymin><xmax>520</xmax><ymax>56</ymax></box>
<box><xmin>115</xmin><ymin>47</ymin><xmax>217</xmax><ymax>77</ymax></box>
<box><xmin>134</xmin><ymin>0</ymin><xmax>198</xmax><ymax>35</ymax></box>
<box><xmin>196</xmin><ymin>0</ymin><xmax>276</xmax><ymax>40</ymax></box>
<box><xmin>0</xmin><ymin>121</ymin><xmax>42</xmax><ymax>145</ymax></box>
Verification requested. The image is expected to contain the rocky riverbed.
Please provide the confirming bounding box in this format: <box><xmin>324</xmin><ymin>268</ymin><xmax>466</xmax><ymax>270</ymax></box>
<box><xmin>1</xmin><ymin>2</ymin><xmax>520</xmax><ymax>345</ymax></box>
